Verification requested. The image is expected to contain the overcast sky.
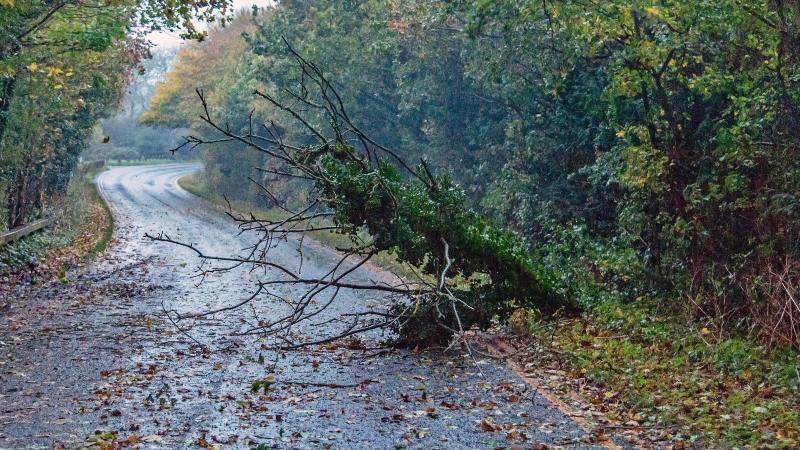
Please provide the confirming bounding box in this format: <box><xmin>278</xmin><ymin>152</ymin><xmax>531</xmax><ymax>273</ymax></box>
<box><xmin>148</xmin><ymin>0</ymin><xmax>274</xmax><ymax>49</ymax></box>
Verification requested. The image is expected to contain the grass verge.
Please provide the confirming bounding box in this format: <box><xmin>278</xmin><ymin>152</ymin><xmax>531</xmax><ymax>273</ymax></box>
<box><xmin>86</xmin><ymin>178</ymin><xmax>114</xmax><ymax>258</ymax></box>
<box><xmin>511</xmin><ymin>300</ymin><xmax>800</xmax><ymax>448</ymax></box>
<box><xmin>107</xmin><ymin>158</ymin><xmax>194</xmax><ymax>166</ymax></box>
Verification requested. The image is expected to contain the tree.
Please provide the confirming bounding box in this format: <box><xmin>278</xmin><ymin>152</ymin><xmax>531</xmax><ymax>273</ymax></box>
<box><xmin>145</xmin><ymin>0</ymin><xmax>800</xmax><ymax>349</ymax></box>
<box><xmin>149</xmin><ymin>46</ymin><xmax>573</xmax><ymax>348</ymax></box>
<box><xmin>0</xmin><ymin>0</ymin><xmax>232</xmax><ymax>228</ymax></box>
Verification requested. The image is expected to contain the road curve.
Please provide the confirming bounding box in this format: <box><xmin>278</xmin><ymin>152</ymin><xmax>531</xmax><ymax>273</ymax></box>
<box><xmin>0</xmin><ymin>164</ymin><xmax>611</xmax><ymax>449</ymax></box>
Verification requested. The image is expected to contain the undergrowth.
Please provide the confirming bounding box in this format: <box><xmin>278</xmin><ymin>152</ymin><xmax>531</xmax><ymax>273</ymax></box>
<box><xmin>518</xmin><ymin>299</ymin><xmax>800</xmax><ymax>447</ymax></box>
<box><xmin>512</xmin><ymin>223</ymin><xmax>800</xmax><ymax>447</ymax></box>
<box><xmin>0</xmin><ymin>167</ymin><xmax>113</xmax><ymax>274</ymax></box>
<box><xmin>0</xmin><ymin>230</ymin><xmax>72</xmax><ymax>273</ymax></box>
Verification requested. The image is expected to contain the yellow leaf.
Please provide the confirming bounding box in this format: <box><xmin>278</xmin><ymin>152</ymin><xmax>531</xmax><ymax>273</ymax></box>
<box><xmin>645</xmin><ymin>6</ymin><xmax>661</xmax><ymax>17</ymax></box>
<box><xmin>700</xmin><ymin>327</ymin><xmax>710</xmax><ymax>336</ymax></box>
<box><xmin>26</xmin><ymin>63</ymin><xmax>38</xmax><ymax>72</ymax></box>
<box><xmin>616</xmin><ymin>130</ymin><xmax>626</xmax><ymax>138</ymax></box>
<box><xmin>46</xmin><ymin>66</ymin><xmax>63</xmax><ymax>77</ymax></box>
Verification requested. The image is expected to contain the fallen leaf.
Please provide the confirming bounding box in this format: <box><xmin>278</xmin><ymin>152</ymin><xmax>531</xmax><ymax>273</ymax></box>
<box><xmin>480</xmin><ymin>417</ymin><xmax>502</xmax><ymax>432</ymax></box>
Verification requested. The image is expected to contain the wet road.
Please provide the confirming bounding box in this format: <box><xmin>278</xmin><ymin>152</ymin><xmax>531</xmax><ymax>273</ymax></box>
<box><xmin>0</xmin><ymin>164</ymin><xmax>616</xmax><ymax>449</ymax></box>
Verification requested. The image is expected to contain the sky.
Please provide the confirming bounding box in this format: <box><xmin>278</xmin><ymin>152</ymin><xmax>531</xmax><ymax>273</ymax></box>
<box><xmin>148</xmin><ymin>0</ymin><xmax>274</xmax><ymax>49</ymax></box>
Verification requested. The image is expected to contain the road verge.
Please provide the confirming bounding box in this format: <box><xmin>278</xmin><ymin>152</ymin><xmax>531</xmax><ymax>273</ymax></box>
<box><xmin>0</xmin><ymin>164</ymin><xmax>114</xmax><ymax>276</ymax></box>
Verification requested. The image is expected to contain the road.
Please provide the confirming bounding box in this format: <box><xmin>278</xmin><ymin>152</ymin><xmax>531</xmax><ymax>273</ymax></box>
<box><xmin>0</xmin><ymin>164</ymin><xmax>619</xmax><ymax>449</ymax></box>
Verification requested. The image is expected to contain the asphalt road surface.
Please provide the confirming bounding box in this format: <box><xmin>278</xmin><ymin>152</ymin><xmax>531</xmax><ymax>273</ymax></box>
<box><xmin>0</xmin><ymin>164</ymin><xmax>623</xmax><ymax>449</ymax></box>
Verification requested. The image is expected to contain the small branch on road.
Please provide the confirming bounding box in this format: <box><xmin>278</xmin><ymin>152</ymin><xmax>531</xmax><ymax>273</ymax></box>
<box><xmin>161</xmin><ymin>299</ymin><xmax>209</xmax><ymax>353</ymax></box>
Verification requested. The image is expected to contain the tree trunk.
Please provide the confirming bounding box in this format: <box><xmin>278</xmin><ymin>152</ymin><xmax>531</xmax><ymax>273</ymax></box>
<box><xmin>0</xmin><ymin>76</ymin><xmax>16</xmax><ymax>145</ymax></box>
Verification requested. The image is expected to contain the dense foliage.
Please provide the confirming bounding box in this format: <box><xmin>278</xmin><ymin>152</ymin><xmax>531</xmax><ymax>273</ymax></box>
<box><xmin>0</xmin><ymin>0</ymin><xmax>230</xmax><ymax>229</ymax></box>
<box><xmin>145</xmin><ymin>1</ymin><xmax>800</xmax><ymax>350</ymax></box>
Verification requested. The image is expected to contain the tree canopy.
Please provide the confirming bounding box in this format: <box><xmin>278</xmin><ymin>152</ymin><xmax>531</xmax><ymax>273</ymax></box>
<box><xmin>145</xmin><ymin>1</ymin><xmax>800</xmax><ymax>351</ymax></box>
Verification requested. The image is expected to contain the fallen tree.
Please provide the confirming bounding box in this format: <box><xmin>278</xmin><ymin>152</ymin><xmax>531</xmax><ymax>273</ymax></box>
<box><xmin>148</xmin><ymin>41</ymin><xmax>576</xmax><ymax>349</ymax></box>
